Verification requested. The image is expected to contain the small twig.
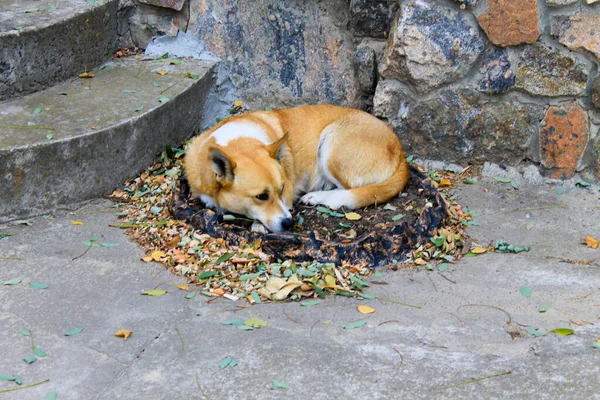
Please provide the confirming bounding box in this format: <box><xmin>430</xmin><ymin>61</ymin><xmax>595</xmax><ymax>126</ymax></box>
<box><xmin>438</xmin><ymin>371</ymin><xmax>512</xmax><ymax>391</ymax></box>
<box><xmin>377</xmin><ymin>320</ymin><xmax>400</xmax><ymax>327</ymax></box>
<box><xmin>195</xmin><ymin>372</ymin><xmax>211</xmax><ymax>400</ymax></box>
<box><xmin>175</xmin><ymin>327</ymin><xmax>185</xmax><ymax>351</ymax></box>
<box><xmin>457</xmin><ymin>304</ymin><xmax>512</xmax><ymax>324</ymax></box>
<box><xmin>425</xmin><ymin>270</ymin><xmax>438</xmax><ymax>293</ymax></box>
<box><xmin>284</xmin><ymin>311</ymin><xmax>299</xmax><ymax>324</ymax></box>
<box><xmin>438</xmin><ymin>273</ymin><xmax>456</xmax><ymax>284</ymax></box>
<box><xmin>499</xmin><ymin>204</ymin><xmax>568</xmax><ymax>215</ymax></box>
<box><xmin>153</xmin><ymin>280</ymin><xmax>174</xmax><ymax>290</ymax></box>
<box><xmin>392</xmin><ymin>347</ymin><xmax>404</xmax><ymax>369</ymax></box>
<box><xmin>309</xmin><ymin>320</ymin><xmax>319</xmax><ymax>336</ymax></box>
<box><xmin>566</xmin><ymin>292</ymin><xmax>593</xmax><ymax>301</ymax></box>
<box><xmin>444</xmin><ymin>312</ymin><xmax>464</xmax><ymax>326</ymax></box>
<box><xmin>375</xmin><ymin>296</ymin><xmax>422</xmax><ymax>309</ymax></box>
<box><xmin>29</xmin><ymin>331</ymin><xmax>36</xmax><ymax>353</ymax></box>
<box><xmin>160</xmin><ymin>80</ymin><xmax>183</xmax><ymax>94</ymax></box>
<box><xmin>0</xmin><ymin>378</ymin><xmax>50</xmax><ymax>394</ymax></box>
<box><xmin>0</xmin><ymin>257</ymin><xmax>23</xmax><ymax>261</ymax></box>
<box><xmin>71</xmin><ymin>243</ymin><xmax>92</xmax><ymax>261</ymax></box>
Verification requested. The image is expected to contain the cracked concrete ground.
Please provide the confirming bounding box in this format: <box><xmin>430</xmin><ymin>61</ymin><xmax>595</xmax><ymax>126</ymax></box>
<box><xmin>1</xmin><ymin>175</ymin><xmax>599</xmax><ymax>399</ymax></box>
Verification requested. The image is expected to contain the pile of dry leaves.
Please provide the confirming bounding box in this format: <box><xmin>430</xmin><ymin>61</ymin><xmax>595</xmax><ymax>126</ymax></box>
<box><xmin>110</xmin><ymin>141</ymin><xmax>473</xmax><ymax>303</ymax></box>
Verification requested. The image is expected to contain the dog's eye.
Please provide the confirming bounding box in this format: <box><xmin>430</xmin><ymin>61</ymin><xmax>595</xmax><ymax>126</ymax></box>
<box><xmin>256</xmin><ymin>192</ymin><xmax>269</xmax><ymax>201</ymax></box>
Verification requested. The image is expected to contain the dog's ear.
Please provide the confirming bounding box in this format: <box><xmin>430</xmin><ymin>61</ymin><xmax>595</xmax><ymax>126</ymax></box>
<box><xmin>209</xmin><ymin>147</ymin><xmax>236</xmax><ymax>185</ymax></box>
<box><xmin>266</xmin><ymin>132</ymin><xmax>289</xmax><ymax>162</ymax></box>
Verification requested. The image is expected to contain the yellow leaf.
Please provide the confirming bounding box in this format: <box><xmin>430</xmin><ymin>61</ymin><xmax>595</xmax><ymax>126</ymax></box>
<box><xmin>176</xmin><ymin>284</ymin><xmax>189</xmax><ymax>291</ymax></box>
<box><xmin>345</xmin><ymin>212</ymin><xmax>362</xmax><ymax>221</ymax></box>
<box><xmin>414</xmin><ymin>258</ymin><xmax>427</xmax><ymax>265</ymax></box>
<box><xmin>439</xmin><ymin>178</ymin><xmax>452</xmax><ymax>187</ymax></box>
<box><xmin>141</xmin><ymin>256</ymin><xmax>153</xmax><ymax>262</ymax></box>
<box><xmin>72</xmin><ymin>221</ymin><xmax>84</xmax><ymax>225</ymax></box>
<box><xmin>358</xmin><ymin>305</ymin><xmax>375</xmax><ymax>314</ymax></box>
<box><xmin>233</xmin><ymin>99</ymin><xmax>243</xmax><ymax>108</ymax></box>
<box><xmin>114</xmin><ymin>329</ymin><xmax>132</xmax><ymax>340</ymax></box>
<box><xmin>156</xmin><ymin>70</ymin><xmax>168</xmax><ymax>76</ymax></box>
<box><xmin>585</xmin><ymin>235</ymin><xmax>599</xmax><ymax>249</ymax></box>
<box><xmin>471</xmin><ymin>247</ymin><xmax>488</xmax><ymax>254</ymax></box>
<box><xmin>324</xmin><ymin>275</ymin><xmax>336</xmax><ymax>287</ymax></box>
<box><xmin>150</xmin><ymin>250</ymin><xmax>166</xmax><ymax>261</ymax></box>
<box><xmin>78</xmin><ymin>72</ymin><xmax>95</xmax><ymax>78</ymax></box>
<box><xmin>141</xmin><ymin>290</ymin><xmax>167</xmax><ymax>296</ymax></box>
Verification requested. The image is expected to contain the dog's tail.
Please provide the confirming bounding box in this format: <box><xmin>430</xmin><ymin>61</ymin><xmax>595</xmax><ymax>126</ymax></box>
<box><xmin>346</xmin><ymin>155</ymin><xmax>409</xmax><ymax>209</ymax></box>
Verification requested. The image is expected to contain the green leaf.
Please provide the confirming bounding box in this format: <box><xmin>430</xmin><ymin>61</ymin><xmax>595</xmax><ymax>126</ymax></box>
<box><xmin>64</xmin><ymin>328</ymin><xmax>84</xmax><ymax>336</ymax></box>
<box><xmin>576</xmin><ymin>180</ymin><xmax>591</xmax><ymax>188</ymax></box>
<box><xmin>33</xmin><ymin>347</ymin><xmax>47</xmax><ymax>357</ymax></box>
<box><xmin>198</xmin><ymin>270</ymin><xmax>217</xmax><ymax>279</ymax></box>
<box><xmin>316</xmin><ymin>206</ymin><xmax>331</xmax><ymax>214</ymax></box>
<box><xmin>430</xmin><ymin>237</ymin><xmax>444</xmax><ymax>247</ymax></box>
<box><xmin>592</xmin><ymin>342</ymin><xmax>600</xmax><ymax>349</ymax></box>
<box><xmin>221</xmin><ymin>319</ymin><xmax>245</xmax><ymax>325</ymax></box>
<box><xmin>101</xmin><ymin>242</ymin><xmax>120</xmax><ymax>247</ymax></box>
<box><xmin>526</xmin><ymin>222</ymin><xmax>535</xmax><ymax>231</ymax></box>
<box><xmin>121</xmin><ymin>89</ymin><xmax>137</xmax><ymax>93</ymax></box>
<box><xmin>33</xmin><ymin>108</ymin><xmax>42</xmax><ymax>114</ymax></box>
<box><xmin>219</xmin><ymin>357</ymin><xmax>236</xmax><ymax>369</ymax></box>
<box><xmin>374</xmin><ymin>271</ymin><xmax>382</xmax><ymax>278</ymax></box>
<box><xmin>344</xmin><ymin>320</ymin><xmax>367</xmax><ymax>330</ymax></box>
<box><xmin>152</xmin><ymin>81</ymin><xmax>160</xmax><ymax>87</ymax></box>
<box><xmin>0</xmin><ymin>374</ymin><xmax>17</xmax><ymax>381</ymax></box>
<box><xmin>552</xmin><ymin>328</ymin><xmax>574</xmax><ymax>336</ymax></box>
<box><xmin>134</xmin><ymin>106</ymin><xmax>144</xmax><ymax>112</ymax></box>
<box><xmin>538</xmin><ymin>302</ymin><xmax>550</xmax><ymax>313</ymax></box>
<box><xmin>48</xmin><ymin>3</ymin><xmax>57</xmax><ymax>9</ymax></box>
<box><xmin>141</xmin><ymin>290</ymin><xmax>167</xmax><ymax>296</ymax></box>
<box><xmin>510</xmin><ymin>180</ymin><xmax>519</xmax><ymax>190</ymax></box>
<box><xmin>215</xmin><ymin>253</ymin><xmax>234</xmax><ymax>265</ymax></box>
<box><xmin>158</xmin><ymin>95</ymin><xmax>171</xmax><ymax>103</ymax></box>
<box><xmin>3</xmin><ymin>278</ymin><xmax>21</xmax><ymax>285</ymax></box>
<box><xmin>438</xmin><ymin>263</ymin><xmax>449</xmax><ymax>272</ymax></box>
<box><xmin>239</xmin><ymin>272</ymin><xmax>261</xmax><ymax>281</ymax></box>
<box><xmin>57</xmin><ymin>92</ymin><xmax>68</xmax><ymax>96</ymax></box>
<box><xmin>169</xmin><ymin>60</ymin><xmax>182</xmax><ymax>65</ymax></box>
<box><xmin>46</xmin><ymin>134</ymin><xmax>54</xmax><ymax>140</ymax></box>
<box><xmin>45</xmin><ymin>391</ymin><xmax>57</xmax><ymax>400</ymax></box>
<box><xmin>463</xmin><ymin>178</ymin><xmax>475</xmax><ymax>184</ymax></box>
<box><xmin>357</xmin><ymin>292</ymin><xmax>375</xmax><ymax>300</ymax></box>
<box><xmin>186</xmin><ymin>73</ymin><xmax>200</xmax><ymax>79</ymax></box>
<box><xmin>520</xmin><ymin>286</ymin><xmax>532</xmax><ymax>298</ymax></box>
<box><xmin>273</xmin><ymin>381</ymin><xmax>289</xmax><ymax>389</ymax></box>
<box><xmin>23</xmin><ymin>355</ymin><xmax>37</xmax><ymax>364</ymax></box>
<box><xmin>330</xmin><ymin>211</ymin><xmax>345</xmax><ymax>218</ymax></box>
<box><xmin>30</xmin><ymin>281</ymin><xmax>48</xmax><ymax>289</ymax></box>
<box><xmin>526</xmin><ymin>327</ymin><xmax>545</xmax><ymax>337</ymax></box>
<box><xmin>14</xmin><ymin>375</ymin><xmax>22</xmax><ymax>385</ymax></box>
<box><xmin>18</xmin><ymin>328</ymin><xmax>31</xmax><ymax>336</ymax></box>
<box><xmin>185</xmin><ymin>292</ymin><xmax>195</xmax><ymax>299</ymax></box>
<box><xmin>555</xmin><ymin>187</ymin><xmax>565</xmax><ymax>196</ymax></box>
<box><xmin>300</xmin><ymin>300</ymin><xmax>319</xmax><ymax>307</ymax></box>
<box><xmin>237</xmin><ymin>325</ymin><xmax>254</xmax><ymax>331</ymax></box>
<box><xmin>244</xmin><ymin>317</ymin><xmax>267</xmax><ymax>328</ymax></box>
<box><xmin>250</xmin><ymin>291</ymin><xmax>261</xmax><ymax>304</ymax></box>
<box><xmin>494</xmin><ymin>177</ymin><xmax>512</xmax><ymax>183</ymax></box>
<box><xmin>391</xmin><ymin>214</ymin><xmax>404</xmax><ymax>221</ymax></box>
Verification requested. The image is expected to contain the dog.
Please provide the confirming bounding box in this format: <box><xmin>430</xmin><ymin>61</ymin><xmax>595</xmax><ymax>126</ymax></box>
<box><xmin>184</xmin><ymin>104</ymin><xmax>409</xmax><ymax>233</ymax></box>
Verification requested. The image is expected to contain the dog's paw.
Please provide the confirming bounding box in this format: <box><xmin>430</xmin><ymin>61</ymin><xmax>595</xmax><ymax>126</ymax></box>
<box><xmin>251</xmin><ymin>222</ymin><xmax>268</xmax><ymax>234</ymax></box>
<box><xmin>300</xmin><ymin>190</ymin><xmax>355</xmax><ymax>209</ymax></box>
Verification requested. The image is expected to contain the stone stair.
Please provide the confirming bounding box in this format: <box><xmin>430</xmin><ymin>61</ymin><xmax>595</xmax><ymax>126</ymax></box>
<box><xmin>0</xmin><ymin>1</ymin><xmax>217</xmax><ymax>222</ymax></box>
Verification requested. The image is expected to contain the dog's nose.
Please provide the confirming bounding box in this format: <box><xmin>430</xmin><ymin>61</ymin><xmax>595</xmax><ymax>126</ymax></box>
<box><xmin>281</xmin><ymin>217</ymin><xmax>293</xmax><ymax>231</ymax></box>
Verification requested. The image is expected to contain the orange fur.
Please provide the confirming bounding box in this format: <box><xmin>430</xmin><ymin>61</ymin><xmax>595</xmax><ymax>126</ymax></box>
<box><xmin>184</xmin><ymin>105</ymin><xmax>408</xmax><ymax>232</ymax></box>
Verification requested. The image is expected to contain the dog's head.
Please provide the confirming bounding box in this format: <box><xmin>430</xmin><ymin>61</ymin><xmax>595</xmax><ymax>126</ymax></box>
<box><xmin>208</xmin><ymin>134</ymin><xmax>293</xmax><ymax>232</ymax></box>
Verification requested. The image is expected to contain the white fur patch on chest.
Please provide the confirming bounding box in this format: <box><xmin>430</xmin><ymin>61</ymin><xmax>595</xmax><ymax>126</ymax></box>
<box><xmin>211</xmin><ymin>122</ymin><xmax>271</xmax><ymax>146</ymax></box>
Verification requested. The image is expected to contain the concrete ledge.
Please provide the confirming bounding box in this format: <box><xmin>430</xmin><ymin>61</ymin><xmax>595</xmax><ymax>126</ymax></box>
<box><xmin>0</xmin><ymin>0</ymin><xmax>119</xmax><ymax>101</ymax></box>
<box><xmin>0</xmin><ymin>57</ymin><xmax>217</xmax><ymax>221</ymax></box>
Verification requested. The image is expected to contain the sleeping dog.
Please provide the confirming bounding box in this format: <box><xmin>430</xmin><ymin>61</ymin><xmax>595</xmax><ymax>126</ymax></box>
<box><xmin>184</xmin><ymin>105</ymin><xmax>409</xmax><ymax>233</ymax></box>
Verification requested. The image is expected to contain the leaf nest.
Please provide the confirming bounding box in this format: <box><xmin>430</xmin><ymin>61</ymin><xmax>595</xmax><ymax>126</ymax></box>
<box><xmin>111</xmin><ymin>145</ymin><xmax>470</xmax><ymax>302</ymax></box>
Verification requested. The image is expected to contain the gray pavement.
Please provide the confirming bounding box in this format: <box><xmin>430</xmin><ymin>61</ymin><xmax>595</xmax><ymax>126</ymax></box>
<box><xmin>1</xmin><ymin>176</ymin><xmax>600</xmax><ymax>399</ymax></box>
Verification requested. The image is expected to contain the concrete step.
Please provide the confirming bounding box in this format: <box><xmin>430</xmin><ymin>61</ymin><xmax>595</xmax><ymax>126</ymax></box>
<box><xmin>0</xmin><ymin>0</ymin><xmax>119</xmax><ymax>101</ymax></box>
<box><xmin>0</xmin><ymin>56</ymin><xmax>217</xmax><ymax>222</ymax></box>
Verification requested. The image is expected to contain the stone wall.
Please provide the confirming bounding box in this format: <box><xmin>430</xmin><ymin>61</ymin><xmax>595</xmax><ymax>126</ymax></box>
<box><xmin>120</xmin><ymin>0</ymin><xmax>600</xmax><ymax>182</ymax></box>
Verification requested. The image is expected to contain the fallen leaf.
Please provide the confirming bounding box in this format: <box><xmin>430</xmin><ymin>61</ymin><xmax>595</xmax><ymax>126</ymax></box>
<box><xmin>552</xmin><ymin>328</ymin><xmax>574</xmax><ymax>336</ymax></box>
<box><xmin>149</xmin><ymin>251</ymin><xmax>166</xmax><ymax>261</ymax></box>
<box><xmin>18</xmin><ymin>328</ymin><xmax>31</xmax><ymax>336</ymax></box>
<box><xmin>215</xmin><ymin>252</ymin><xmax>234</xmax><ymax>265</ymax></box>
<box><xmin>439</xmin><ymin>178</ymin><xmax>452</xmax><ymax>187</ymax></box>
<box><xmin>233</xmin><ymin>99</ymin><xmax>243</xmax><ymax>108</ymax></box>
<box><xmin>592</xmin><ymin>342</ymin><xmax>600</xmax><ymax>349</ymax></box>
<box><xmin>33</xmin><ymin>347</ymin><xmax>46</xmax><ymax>357</ymax></box>
<box><xmin>221</xmin><ymin>319</ymin><xmax>245</xmax><ymax>325</ymax></box>
<box><xmin>176</xmin><ymin>284</ymin><xmax>190</xmax><ymax>291</ymax></box>
<box><xmin>585</xmin><ymin>235</ymin><xmax>599</xmax><ymax>249</ymax></box>
<box><xmin>438</xmin><ymin>263</ymin><xmax>449</xmax><ymax>272</ymax></box>
<box><xmin>156</xmin><ymin>70</ymin><xmax>168</xmax><ymax>76</ymax></box>
<box><xmin>3</xmin><ymin>278</ymin><xmax>21</xmax><ymax>285</ymax></box>
<box><xmin>46</xmin><ymin>133</ymin><xmax>54</xmax><ymax>140</ymax></box>
<box><xmin>244</xmin><ymin>317</ymin><xmax>267</xmax><ymax>328</ymax></box>
<box><xmin>72</xmin><ymin>221</ymin><xmax>84</xmax><ymax>225</ymax></box>
<box><xmin>142</xmin><ymin>290</ymin><xmax>167</xmax><ymax>296</ymax></box>
<box><xmin>300</xmin><ymin>300</ymin><xmax>319</xmax><ymax>307</ymax></box>
<box><xmin>45</xmin><ymin>391</ymin><xmax>57</xmax><ymax>400</ymax></box>
<box><xmin>520</xmin><ymin>286</ymin><xmax>532</xmax><ymax>298</ymax></box>
<box><xmin>526</xmin><ymin>222</ymin><xmax>535</xmax><ymax>231</ymax></box>
<box><xmin>33</xmin><ymin>108</ymin><xmax>42</xmax><ymax>114</ymax></box>
<box><xmin>471</xmin><ymin>247</ymin><xmax>488</xmax><ymax>254</ymax></box>
<box><xmin>357</xmin><ymin>305</ymin><xmax>375</xmax><ymax>314</ymax></box>
<box><xmin>344</xmin><ymin>320</ymin><xmax>367</xmax><ymax>330</ymax></box>
<box><xmin>345</xmin><ymin>212</ymin><xmax>362</xmax><ymax>221</ymax></box>
<box><xmin>526</xmin><ymin>327</ymin><xmax>545</xmax><ymax>337</ymax></box>
<box><xmin>0</xmin><ymin>374</ymin><xmax>17</xmax><ymax>381</ymax></box>
<box><xmin>219</xmin><ymin>357</ymin><xmax>237</xmax><ymax>369</ymax></box>
<box><xmin>273</xmin><ymin>381</ymin><xmax>289</xmax><ymax>389</ymax></box>
<box><xmin>23</xmin><ymin>355</ymin><xmax>37</xmax><ymax>364</ymax></box>
<box><xmin>392</xmin><ymin>213</ymin><xmax>404</xmax><ymax>221</ymax></box>
<box><xmin>64</xmin><ymin>327</ymin><xmax>84</xmax><ymax>336</ymax></box>
<box><xmin>30</xmin><ymin>282</ymin><xmax>48</xmax><ymax>289</ymax></box>
<box><xmin>78</xmin><ymin>72</ymin><xmax>95</xmax><ymax>78</ymax></box>
<box><xmin>115</xmin><ymin>329</ymin><xmax>132</xmax><ymax>340</ymax></box>
<box><xmin>538</xmin><ymin>302</ymin><xmax>550</xmax><ymax>313</ymax></box>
